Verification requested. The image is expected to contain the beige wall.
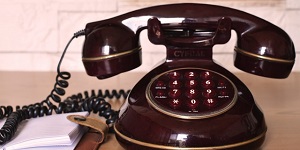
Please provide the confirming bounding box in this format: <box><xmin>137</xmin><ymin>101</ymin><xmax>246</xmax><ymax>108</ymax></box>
<box><xmin>0</xmin><ymin>0</ymin><xmax>299</xmax><ymax>73</ymax></box>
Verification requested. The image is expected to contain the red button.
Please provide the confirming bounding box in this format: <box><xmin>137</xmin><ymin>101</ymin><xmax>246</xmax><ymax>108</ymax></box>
<box><xmin>201</xmin><ymin>80</ymin><xmax>215</xmax><ymax>88</ymax></box>
<box><xmin>169</xmin><ymin>99</ymin><xmax>182</xmax><ymax>109</ymax></box>
<box><xmin>185</xmin><ymin>80</ymin><xmax>198</xmax><ymax>88</ymax></box>
<box><xmin>218</xmin><ymin>79</ymin><xmax>227</xmax><ymax>88</ymax></box>
<box><xmin>200</xmin><ymin>71</ymin><xmax>213</xmax><ymax>79</ymax></box>
<box><xmin>203</xmin><ymin>98</ymin><xmax>217</xmax><ymax>107</ymax></box>
<box><xmin>168</xmin><ymin>89</ymin><xmax>182</xmax><ymax>98</ymax></box>
<box><xmin>184</xmin><ymin>71</ymin><xmax>197</xmax><ymax>79</ymax></box>
<box><xmin>169</xmin><ymin>80</ymin><xmax>182</xmax><ymax>88</ymax></box>
<box><xmin>202</xmin><ymin>89</ymin><xmax>216</xmax><ymax>98</ymax></box>
<box><xmin>156</xmin><ymin>80</ymin><xmax>166</xmax><ymax>87</ymax></box>
<box><xmin>168</xmin><ymin>71</ymin><xmax>181</xmax><ymax>79</ymax></box>
<box><xmin>156</xmin><ymin>90</ymin><xmax>166</xmax><ymax>96</ymax></box>
<box><xmin>187</xmin><ymin>99</ymin><xmax>200</xmax><ymax>109</ymax></box>
<box><xmin>219</xmin><ymin>90</ymin><xmax>229</xmax><ymax>96</ymax></box>
<box><xmin>185</xmin><ymin>89</ymin><xmax>199</xmax><ymax>99</ymax></box>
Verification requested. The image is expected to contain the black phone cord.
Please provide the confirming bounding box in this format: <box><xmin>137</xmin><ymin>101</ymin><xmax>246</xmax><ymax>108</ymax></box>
<box><xmin>0</xmin><ymin>30</ymin><xmax>129</xmax><ymax>145</ymax></box>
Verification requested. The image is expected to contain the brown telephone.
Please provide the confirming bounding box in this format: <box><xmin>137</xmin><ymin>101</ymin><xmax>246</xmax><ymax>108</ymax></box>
<box><xmin>0</xmin><ymin>3</ymin><xmax>295</xmax><ymax>150</ymax></box>
<box><xmin>81</xmin><ymin>3</ymin><xmax>295</xmax><ymax>150</ymax></box>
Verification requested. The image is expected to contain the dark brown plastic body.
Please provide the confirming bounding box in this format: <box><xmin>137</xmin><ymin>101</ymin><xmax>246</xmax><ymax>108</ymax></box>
<box><xmin>115</xmin><ymin>60</ymin><xmax>266</xmax><ymax>149</ymax></box>
<box><xmin>81</xmin><ymin>3</ymin><xmax>295</xmax><ymax>150</ymax></box>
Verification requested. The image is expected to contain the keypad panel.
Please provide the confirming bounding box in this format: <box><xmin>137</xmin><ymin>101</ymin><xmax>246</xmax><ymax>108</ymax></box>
<box><xmin>147</xmin><ymin>68</ymin><xmax>237</xmax><ymax>119</ymax></box>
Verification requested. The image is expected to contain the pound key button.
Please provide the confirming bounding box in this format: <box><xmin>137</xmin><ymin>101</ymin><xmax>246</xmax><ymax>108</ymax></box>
<box><xmin>203</xmin><ymin>98</ymin><xmax>217</xmax><ymax>107</ymax></box>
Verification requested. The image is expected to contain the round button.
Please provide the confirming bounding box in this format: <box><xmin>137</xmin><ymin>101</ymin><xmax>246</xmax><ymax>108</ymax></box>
<box><xmin>169</xmin><ymin>80</ymin><xmax>182</xmax><ymax>88</ymax></box>
<box><xmin>202</xmin><ymin>89</ymin><xmax>216</xmax><ymax>98</ymax></box>
<box><xmin>156</xmin><ymin>80</ymin><xmax>166</xmax><ymax>87</ymax></box>
<box><xmin>201</xmin><ymin>80</ymin><xmax>215</xmax><ymax>88</ymax></box>
<box><xmin>184</xmin><ymin>71</ymin><xmax>197</xmax><ymax>79</ymax></box>
<box><xmin>218</xmin><ymin>79</ymin><xmax>227</xmax><ymax>88</ymax></box>
<box><xmin>169</xmin><ymin>99</ymin><xmax>182</xmax><ymax>109</ymax></box>
<box><xmin>219</xmin><ymin>90</ymin><xmax>229</xmax><ymax>96</ymax></box>
<box><xmin>156</xmin><ymin>90</ymin><xmax>166</xmax><ymax>96</ymax></box>
<box><xmin>200</xmin><ymin>71</ymin><xmax>213</xmax><ymax>79</ymax></box>
<box><xmin>203</xmin><ymin>98</ymin><xmax>217</xmax><ymax>107</ymax></box>
<box><xmin>185</xmin><ymin>89</ymin><xmax>199</xmax><ymax>99</ymax></box>
<box><xmin>168</xmin><ymin>71</ymin><xmax>181</xmax><ymax>79</ymax></box>
<box><xmin>168</xmin><ymin>89</ymin><xmax>182</xmax><ymax>98</ymax></box>
<box><xmin>187</xmin><ymin>99</ymin><xmax>200</xmax><ymax>109</ymax></box>
<box><xmin>185</xmin><ymin>80</ymin><xmax>198</xmax><ymax>88</ymax></box>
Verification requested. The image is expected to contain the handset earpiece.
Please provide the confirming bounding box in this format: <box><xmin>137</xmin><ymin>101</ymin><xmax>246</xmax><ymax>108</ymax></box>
<box><xmin>234</xmin><ymin>24</ymin><xmax>295</xmax><ymax>78</ymax></box>
<box><xmin>82</xmin><ymin>24</ymin><xmax>141</xmax><ymax>79</ymax></box>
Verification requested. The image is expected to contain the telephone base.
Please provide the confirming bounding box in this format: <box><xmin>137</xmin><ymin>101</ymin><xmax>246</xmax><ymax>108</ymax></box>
<box><xmin>114</xmin><ymin>63</ymin><xmax>267</xmax><ymax>150</ymax></box>
<box><xmin>115</xmin><ymin>125</ymin><xmax>266</xmax><ymax>150</ymax></box>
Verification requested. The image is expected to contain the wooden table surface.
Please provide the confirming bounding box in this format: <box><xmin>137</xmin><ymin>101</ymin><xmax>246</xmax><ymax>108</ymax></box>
<box><xmin>1</xmin><ymin>71</ymin><xmax>299</xmax><ymax>150</ymax></box>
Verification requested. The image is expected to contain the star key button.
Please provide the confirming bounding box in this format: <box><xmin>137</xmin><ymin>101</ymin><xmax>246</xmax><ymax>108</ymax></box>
<box><xmin>169</xmin><ymin>99</ymin><xmax>182</xmax><ymax>109</ymax></box>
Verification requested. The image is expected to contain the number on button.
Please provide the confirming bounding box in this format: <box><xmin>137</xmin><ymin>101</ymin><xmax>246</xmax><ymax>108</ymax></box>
<box><xmin>186</xmin><ymin>89</ymin><xmax>198</xmax><ymax>99</ymax></box>
<box><xmin>186</xmin><ymin>80</ymin><xmax>197</xmax><ymax>88</ymax></box>
<box><xmin>173</xmin><ymin>80</ymin><xmax>178</xmax><ymax>85</ymax></box>
<box><xmin>190</xmin><ymin>72</ymin><xmax>194</xmax><ymax>76</ymax></box>
<box><xmin>169</xmin><ymin>72</ymin><xmax>181</xmax><ymax>79</ymax></box>
<box><xmin>170</xmin><ymin>80</ymin><xmax>181</xmax><ymax>88</ymax></box>
<box><xmin>185</xmin><ymin>72</ymin><xmax>196</xmax><ymax>79</ymax></box>
<box><xmin>169</xmin><ymin>89</ymin><xmax>181</xmax><ymax>98</ymax></box>
<box><xmin>187</xmin><ymin>99</ymin><xmax>199</xmax><ymax>109</ymax></box>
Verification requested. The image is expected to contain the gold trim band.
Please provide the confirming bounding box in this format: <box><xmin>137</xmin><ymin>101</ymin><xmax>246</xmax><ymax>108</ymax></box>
<box><xmin>82</xmin><ymin>46</ymin><xmax>141</xmax><ymax>61</ymax></box>
<box><xmin>234</xmin><ymin>47</ymin><xmax>294</xmax><ymax>63</ymax></box>
<box><xmin>114</xmin><ymin>125</ymin><xmax>266</xmax><ymax>150</ymax></box>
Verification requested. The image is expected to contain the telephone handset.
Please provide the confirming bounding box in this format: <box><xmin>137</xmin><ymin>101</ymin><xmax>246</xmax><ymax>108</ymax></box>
<box><xmin>82</xmin><ymin>3</ymin><xmax>295</xmax><ymax>150</ymax></box>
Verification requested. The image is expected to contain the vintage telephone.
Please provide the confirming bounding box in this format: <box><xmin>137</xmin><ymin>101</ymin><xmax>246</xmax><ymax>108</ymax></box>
<box><xmin>81</xmin><ymin>3</ymin><xmax>295</xmax><ymax>150</ymax></box>
<box><xmin>0</xmin><ymin>3</ymin><xmax>295</xmax><ymax>150</ymax></box>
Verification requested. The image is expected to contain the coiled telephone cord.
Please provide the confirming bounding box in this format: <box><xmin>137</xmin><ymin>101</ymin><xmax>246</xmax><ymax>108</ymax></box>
<box><xmin>0</xmin><ymin>30</ymin><xmax>129</xmax><ymax>144</ymax></box>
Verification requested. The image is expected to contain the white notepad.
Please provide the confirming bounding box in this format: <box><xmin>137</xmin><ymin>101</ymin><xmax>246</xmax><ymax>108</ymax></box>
<box><xmin>0</xmin><ymin>111</ymin><xmax>89</xmax><ymax>150</ymax></box>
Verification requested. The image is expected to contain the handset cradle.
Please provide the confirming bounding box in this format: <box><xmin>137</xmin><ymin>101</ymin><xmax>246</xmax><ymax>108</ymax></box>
<box><xmin>148</xmin><ymin>17</ymin><xmax>232</xmax><ymax>47</ymax></box>
<box><xmin>82</xmin><ymin>3</ymin><xmax>295</xmax><ymax>150</ymax></box>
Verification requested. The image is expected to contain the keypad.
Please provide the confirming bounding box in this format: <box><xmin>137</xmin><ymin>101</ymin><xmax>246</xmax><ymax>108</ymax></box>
<box><xmin>147</xmin><ymin>68</ymin><xmax>237</xmax><ymax>119</ymax></box>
